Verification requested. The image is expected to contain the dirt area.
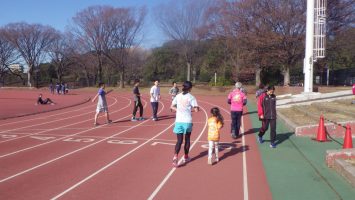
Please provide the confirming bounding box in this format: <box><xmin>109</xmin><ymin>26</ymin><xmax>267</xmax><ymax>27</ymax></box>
<box><xmin>278</xmin><ymin>97</ymin><xmax>355</xmax><ymax>126</ymax></box>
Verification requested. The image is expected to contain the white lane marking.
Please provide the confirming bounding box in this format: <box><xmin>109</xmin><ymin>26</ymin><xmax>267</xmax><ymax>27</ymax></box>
<box><xmin>147</xmin><ymin>105</ymin><xmax>208</xmax><ymax>200</ymax></box>
<box><xmin>50</xmin><ymin>123</ymin><xmax>175</xmax><ymax>200</ymax></box>
<box><xmin>0</xmin><ymin>100</ymin><xmax>165</xmax><ymax>182</ymax></box>
<box><xmin>242</xmin><ymin>115</ymin><xmax>248</xmax><ymax>200</ymax></box>
<box><xmin>0</xmin><ymin>99</ymin><xmax>132</xmax><ymax>158</ymax></box>
<box><xmin>0</xmin><ymin>96</ymin><xmax>120</xmax><ymax>143</ymax></box>
<box><xmin>0</xmin><ymin>97</ymin><xmax>94</xmax><ymax>127</ymax></box>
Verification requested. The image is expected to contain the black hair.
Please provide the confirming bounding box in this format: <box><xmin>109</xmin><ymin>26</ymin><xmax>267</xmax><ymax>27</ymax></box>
<box><xmin>134</xmin><ymin>79</ymin><xmax>140</xmax><ymax>84</ymax></box>
<box><xmin>98</xmin><ymin>82</ymin><xmax>105</xmax><ymax>87</ymax></box>
<box><xmin>172</xmin><ymin>81</ymin><xmax>176</xmax><ymax>85</ymax></box>
<box><xmin>267</xmin><ymin>85</ymin><xmax>275</xmax><ymax>91</ymax></box>
<box><xmin>182</xmin><ymin>81</ymin><xmax>192</xmax><ymax>94</ymax></box>
<box><xmin>258</xmin><ymin>83</ymin><xmax>265</xmax><ymax>89</ymax></box>
<box><xmin>211</xmin><ymin>107</ymin><xmax>224</xmax><ymax>127</ymax></box>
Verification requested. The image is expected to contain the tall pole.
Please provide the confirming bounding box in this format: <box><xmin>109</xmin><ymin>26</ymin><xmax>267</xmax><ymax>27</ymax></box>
<box><xmin>304</xmin><ymin>0</ymin><xmax>315</xmax><ymax>93</ymax></box>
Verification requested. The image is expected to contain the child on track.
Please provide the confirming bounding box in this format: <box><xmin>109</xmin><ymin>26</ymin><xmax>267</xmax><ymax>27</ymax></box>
<box><xmin>169</xmin><ymin>81</ymin><xmax>179</xmax><ymax>112</ymax></box>
<box><xmin>132</xmin><ymin>79</ymin><xmax>144</xmax><ymax>121</ymax></box>
<box><xmin>207</xmin><ymin>107</ymin><xmax>224</xmax><ymax>165</ymax></box>
<box><xmin>171</xmin><ymin>81</ymin><xmax>199</xmax><ymax>167</ymax></box>
<box><xmin>92</xmin><ymin>82</ymin><xmax>113</xmax><ymax>126</ymax></box>
<box><xmin>257</xmin><ymin>85</ymin><xmax>277</xmax><ymax>148</ymax></box>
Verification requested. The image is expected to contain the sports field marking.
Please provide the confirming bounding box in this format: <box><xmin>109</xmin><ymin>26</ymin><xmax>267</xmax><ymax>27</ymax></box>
<box><xmin>0</xmin><ymin>101</ymin><xmax>166</xmax><ymax>182</ymax></box>
<box><xmin>0</xmin><ymin>99</ymin><xmax>134</xmax><ymax>158</ymax></box>
<box><xmin>0</xmin><ymin>96</ymin><xmax>120</xmax><ymax>139</ymax></box>
<box><xmin>0</xmin><ymin>97</ymin><xmax>96</xmax><ymax>127</ymax></box>
<box><xmin>50</xmin><ymin>122</ymin><xmax>175</xmax><ymax>200</ymax></box>
<box><xmin>147</xmin><ymin>105</ymin><xmax>208</xmax><ymax>200</ymax></box>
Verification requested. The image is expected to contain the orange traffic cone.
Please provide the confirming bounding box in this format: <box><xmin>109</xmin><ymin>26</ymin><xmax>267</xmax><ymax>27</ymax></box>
<box><xmin>313</xmin><ymin>115</ymin><xmax>328</xmax><ymax>142</ymax></box>
<box><xmin>343</xmin><ymin>124</ymin><xmax>353</xmax><ymax>149</ymax></box>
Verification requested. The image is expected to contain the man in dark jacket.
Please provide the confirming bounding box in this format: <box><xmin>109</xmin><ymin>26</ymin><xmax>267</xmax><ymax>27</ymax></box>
<box><xmin>257</xmin><ymin>85</ymin><xmax>277</xmax><ymax>148</ymax></box>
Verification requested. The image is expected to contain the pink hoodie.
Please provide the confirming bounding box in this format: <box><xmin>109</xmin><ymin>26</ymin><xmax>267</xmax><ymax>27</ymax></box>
<box><xmin>228</xmin><ymin>89</ymin><xmax>247</xmax><ymax>111</ymax></box>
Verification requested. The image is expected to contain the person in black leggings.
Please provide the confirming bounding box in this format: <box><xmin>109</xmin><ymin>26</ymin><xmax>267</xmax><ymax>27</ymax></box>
<box><xmin>36</xmin><ymin>94</ymin><xmax>55</xmax><ymax>105</ymax></box>
<box><xmin>132</xmin><ymin>79</ymin><xmax>144</xmax><ymax>121</ymax></box>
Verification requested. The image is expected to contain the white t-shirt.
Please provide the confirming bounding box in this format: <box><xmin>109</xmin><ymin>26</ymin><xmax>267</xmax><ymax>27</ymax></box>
<box><xmin>150</xmin><ymin>85</ymin><xmax>160</xmax><ymax>102</ymax></box>
<box><xmin>172</xmin><ymin>93</ymin><xmax>198</xmax><ymax>123</ymax></box>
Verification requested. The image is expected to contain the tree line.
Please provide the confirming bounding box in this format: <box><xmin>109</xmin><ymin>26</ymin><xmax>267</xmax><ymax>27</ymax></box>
<box><xmin>0</xmin><ymin>0</ymin><xmax>353</xmax><ymax>88</ymax></box>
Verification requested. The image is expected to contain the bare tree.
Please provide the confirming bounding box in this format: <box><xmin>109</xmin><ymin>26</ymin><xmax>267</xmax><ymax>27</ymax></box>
<box><xmin>101</xmin><ymin>6</ymin><xmax>146</xmax><ymax>88</ymax></box>
<box><xmin>0</xmin><ymin>28</ymin><xmax>20</xmax><ymax>85</ymax></box>
<box><xmin>155</xmin><ymin>0</ymin><xmax>212</xmax><ymax>81</ymax></box>
<box><xmin>3</xmin><ymin>23</ymin><xmax>57</xmax><ymax>87</ymax></box>
<box><xmin>47</xmin><ymin>32</ymin><xmax>73</xmax><ymax>83</ymax></box>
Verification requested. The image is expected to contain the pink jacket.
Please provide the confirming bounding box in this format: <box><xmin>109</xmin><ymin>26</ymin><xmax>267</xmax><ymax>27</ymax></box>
<box><xmin>228</xmin><ymin>89</ymin><xmax>247</xmax><ymax>111</ymax></box>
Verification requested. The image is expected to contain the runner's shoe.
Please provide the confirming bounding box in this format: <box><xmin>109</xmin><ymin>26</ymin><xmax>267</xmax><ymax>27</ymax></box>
<box><xmin>131</xmin><ymin>117</ymin><xmax>137</xmax><ymax>121</ymax></box>
<box><xmin>215</xmin><ymin>157</ymin><xmax>219</xmax><ymax>163</ymax></box>
<box><xmin>182</xmin><ymin>155</ymin><xmax>190</xmax><ymax>163</ymax></box>
<box><xmin>138</xmin><ymin>117</ymin><xmax>144</xmax><ymax>121</ymax></box>
<box><xmin>258</xmin><ymin>136</ymin><xmax>264</xmax><ymax>144</ymax></box>
<box><xmin>106</xmin><ymin>120</ymin><xmax>112</xmax><ymax>124</ymax></box>
<box><xmin>270</xmin><ymin>143</ymin><xmax>276</xmax><ymax>148</ymax></box>
<box><xmin>208</xmin><ymin>157</ymin><xmax>212</xmax><ymax>165</ymax></box>
<box><xmin>172</xmin><ymin>155</ymin><xmax>178</xmax><ymax>168</ymax></box>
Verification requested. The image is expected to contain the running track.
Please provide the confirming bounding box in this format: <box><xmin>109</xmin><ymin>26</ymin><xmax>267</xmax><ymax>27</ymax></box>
<box><xmin>0</xmin><ymin>91</ymin><xmax>272</xmax><ymax>199</ymax></box>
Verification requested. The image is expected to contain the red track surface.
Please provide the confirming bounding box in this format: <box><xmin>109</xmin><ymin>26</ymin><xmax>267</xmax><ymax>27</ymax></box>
<box><xmin>0</xmin><ymin>89</ymin><xmax>272</xmax><ymax>200</ymax></box>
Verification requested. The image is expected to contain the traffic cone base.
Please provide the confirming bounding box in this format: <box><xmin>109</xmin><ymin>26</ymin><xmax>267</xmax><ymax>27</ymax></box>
<box><xmin>343</xmin><ymin>124</ymin><xmax>353</xmax><ymax>149</ymax></box>
<box><xmin>312</xmin><ymin>115</ymin><xmax>330</xmax><ymax>142</ymax></box>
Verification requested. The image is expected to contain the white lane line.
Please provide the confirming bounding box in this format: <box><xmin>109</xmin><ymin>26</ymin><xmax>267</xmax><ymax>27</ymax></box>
<box><xmin>241</xmin><ymin>115</ymin><xmax>248</xmax><ymax>200</ymax></box>
<box><xmin>147</xmin><ymin>105</ymin><xmax>208</xmax><ymax>200</ymax></box>
<box><xmin>0</xmin><ymin>99</ymin><xmax>133</xmax><ymax>158</ymax></box>
<box><xmin>0</xmin><ymin>100</ymin><xmax>165</xmax><ymax>182</ymax></box>
<box><xmin>191</xmin><ymin>99</ymin><xmax>249</xmax><ymax>200</ymax></box>
<box><xmin>0</xmin><ymin>97</ymin><xmax>94</xmax><ymax>127</ymax></box>
<box><xmin>0</xmin><ymin>97</ymin><xmax>122</xmax><ymax>144</ymax></box>
<box><xmin>50</xmin><ymin>123</ymin><xmax>175</xmax><ymax>200</ymax></box>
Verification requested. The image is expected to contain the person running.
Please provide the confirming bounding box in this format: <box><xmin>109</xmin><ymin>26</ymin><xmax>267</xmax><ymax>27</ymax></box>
<box><xmin>132</xmin><ymin>79</ymin><xmax>144</xmax><ymax>121</ymax></box>
<box><xmin>207</xmin><ymin>107</ymin><xmax>224</xmax><ymax>165</ymax></box>
<box><xmin>36</xmin><ymin>94</ymin><xmax>55</xmax><ymax>105</ymax></box>
<box><xmin>257</xmin><ymin>85</ymin><xmax>277</xmax><ymax>148</ymax></box>
<box><xmin>150</xmin><ymin>79</ymin><xmax>161</xmax><ymax>121</ymax></box>
<box><xmin>92</xmin><ymin>82</ymin><xmax>113</xmax><ymax>126</ymax></box>
<box><xmin>171</xmin><ymin>81</ymin><xmax>199</xmax><ymax>167</ymax></box>
<box><xmin>227</xmin><ymin>82</ymin><xmax>247</xmax><ymax>139</ymax></box>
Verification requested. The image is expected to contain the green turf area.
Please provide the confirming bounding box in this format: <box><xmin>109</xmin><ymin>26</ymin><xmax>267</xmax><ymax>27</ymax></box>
<box><xmin>247</xmin><ymin>103</ymin><xmax>355</xmax><ymax>200</ymax></box>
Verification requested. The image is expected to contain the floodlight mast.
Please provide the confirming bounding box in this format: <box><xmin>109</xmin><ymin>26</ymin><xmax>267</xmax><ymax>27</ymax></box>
<box><xmin>304</xmin><ymin>0</ymin><xmax>326</xmax><ymax>93</ymax></box>
<box><xmin>304</xmin><ymin>0</ymin><xmax>315</xmax><ymax>93</ymax></box>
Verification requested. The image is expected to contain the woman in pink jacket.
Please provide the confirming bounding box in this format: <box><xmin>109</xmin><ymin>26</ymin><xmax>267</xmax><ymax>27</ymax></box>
<box><xmin>227</xmin><ymin>82</ymin><xmax>247</xmax><ymax>139</ymax></box>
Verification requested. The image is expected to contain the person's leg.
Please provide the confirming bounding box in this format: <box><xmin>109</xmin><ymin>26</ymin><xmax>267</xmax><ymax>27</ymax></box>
<box><xmin>154</xmin><ymin>102</ymin><xmax>159</xmax><ymax>119</ymax></box>
<box><xmin>270</xmin><ymin>119</ymin><xmax>277</xmax><ymax>145</ymax></box>
<box><xmin>215</xmin><ymin>141</ymin><xmax>219</xmax><ymax>162</ymax></box>
<box><xmin>174</xmin><ymin>134</ymin><xmax>183</xmax><ymax>155</ymax></box>
<box><xmin>132</xmin><ymin>101</ymin><xmax>138</xmax><ymax>119</ymax></box>
<box><xmin>138</xmin><ymin>100</ymin><xmax>144</xmax><ymax>118</ymax></box>
<box><xmin>105</xmin><ymin>111</ymin><xmax>111</xmax><ymax>123</ymax></box>
<box><xmin>231</xmin><ymin>111</ymin><xmax>237</xmax><ymax>138</ymax></box>
<box><xmin>235</xmin><ymin>111</ymin><xmax>243</xmax><ymax>136</ymax></box>
<box><xmin>208</xmin><ymin>140</ymin><xmax>213</xmax><ymax>164</ymax></box>
<box><xmin>258</xmin><ymin>119</ymin><xmax>270</xmax><ymax>143</ymax></box>
<box><xmin>183</xmin><ymin>132</ymin><xmax>191</xmax><ymax>156</ymax></box>
<box><xmin>94</xmin><ymin>112</ymin><xmax>100</xmax><ymax>125</ymax></box>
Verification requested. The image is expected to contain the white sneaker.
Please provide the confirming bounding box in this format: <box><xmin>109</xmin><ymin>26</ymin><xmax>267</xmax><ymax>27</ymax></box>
<box><xmin>208</xmin><ymin>157</ymin><xmax>212</xmax><ymax>165</ymax></box>
<box><xmin>215</xmin><ymin>157</ymin><xmax>219</xmax><ymax>163</ymax></box>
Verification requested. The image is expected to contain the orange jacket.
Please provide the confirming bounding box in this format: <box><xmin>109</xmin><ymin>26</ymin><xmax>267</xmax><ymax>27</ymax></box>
<box><xmin>208</xmin><ymin>117</ymin><xmax>223</xmax><ymax>141</ymax></box>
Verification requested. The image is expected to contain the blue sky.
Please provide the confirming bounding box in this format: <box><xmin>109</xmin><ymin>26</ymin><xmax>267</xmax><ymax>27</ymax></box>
<box><xmin>0</xmin><ymin>0</ymin><xmax>168</xmax><ymax>48</ymax></box>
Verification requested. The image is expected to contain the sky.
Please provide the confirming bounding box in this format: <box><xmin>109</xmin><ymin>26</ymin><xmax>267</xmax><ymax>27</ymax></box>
<box><xmin>0</xmin><ymin>0</ymin><xmax>168</xmax><ymax>48</ymax></box>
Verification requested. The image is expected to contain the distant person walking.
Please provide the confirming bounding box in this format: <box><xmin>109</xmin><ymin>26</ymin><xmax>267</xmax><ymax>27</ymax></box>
<box><xmin>227</xmin><ymin>82</ymin><xmax>247</xmax><ymax>139</ymax></box>
<box><xmin>92</xmin><ymin>82</ymin><xmax>113</xmax><ymax>126</ymax></box>
<box><xmin>131</xmin><ymin>79</ymin><xmax>144</xmax><ymax>121</ymax></box>
<box><xmin>49</xmin><ymin>81</ymin><xmax>54</xmax><ymax>94</ymax></box>
<box><xmin>150</xmin><ymin>79</ymin><xmax>161</xmax><ymax>121</ymax></box>
<box><xmin>36</xmin><ymin>94</ymin><xmax>55</xmax><ymax>105</ymax></box>
<box><xmin>171</xmin><ymin>81</ymin><xmax>199</xmax><ymax>167</ymax></box>
<box><xmin>169</xmin><ymin>81</ymin><xmax>179</xmax><ymax>112</ymax></box>
<box><xmin>207</xmin><ymin>107</ymin><xmax>224</xmax><ymax>165</ymax></box>
<box><xmin>257</xmin><ymin>85</ymin><xmax>277</xmax><ymax>148</ymax></box>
